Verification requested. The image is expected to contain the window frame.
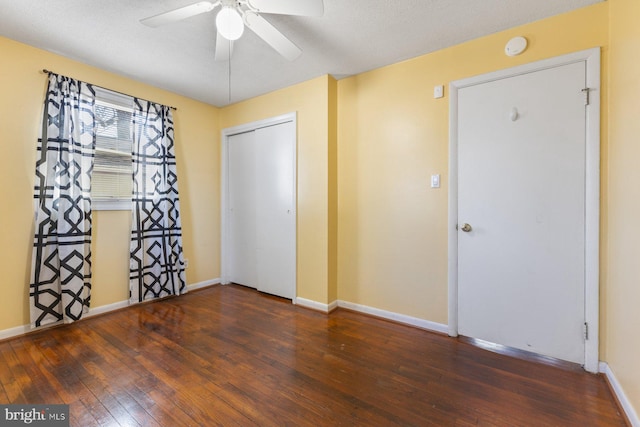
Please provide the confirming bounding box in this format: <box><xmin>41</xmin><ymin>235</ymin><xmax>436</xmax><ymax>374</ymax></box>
<box><xmin>92</xmin><ymin>88</ymin><xmax>134</xmax><ymax>211</ymax></box>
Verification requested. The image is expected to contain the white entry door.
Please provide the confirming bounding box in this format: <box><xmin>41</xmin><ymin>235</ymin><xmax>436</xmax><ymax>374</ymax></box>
<box><xmin>455</xmin><ymin>60</ymin><xmax>591</xmax><ymax>364</ymax></box>
<box><xmin>226</xmin><ymin>116</ymin><xmax>296</xmax><ymax>300</ymax></box>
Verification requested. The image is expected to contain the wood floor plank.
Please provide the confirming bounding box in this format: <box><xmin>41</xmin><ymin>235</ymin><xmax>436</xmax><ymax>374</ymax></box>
<box><xmin>0</xmin><ymin>345</ymin><xmax>26</xmax><ymax>402</ymax></box>
<box><xmin>0</xmin><ymin>381</ymin><xmax>8</xmax><ymax>403</ymax></box>
<box><xmin>0</xmin><ymin>284</ymin><xmax>629</xmax><ymax>426</ymax></box>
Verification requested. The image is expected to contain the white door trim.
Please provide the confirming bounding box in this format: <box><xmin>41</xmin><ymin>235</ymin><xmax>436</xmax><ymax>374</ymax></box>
<box><xmin>448</xmin><ymin>48</ymin><xmax>600</xmax><ymax>372</ymax></box>
<box><xmin>220</xmin><ymin>112</ymin><xmax>297</xmax><ymax>300</ymax></box>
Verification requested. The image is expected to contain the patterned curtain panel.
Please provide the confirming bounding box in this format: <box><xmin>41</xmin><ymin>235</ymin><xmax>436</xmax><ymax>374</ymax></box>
<box><xmin>130</xmin><ymin>99</ymin><xmax>187</xmax><ymax>303</ymax></box>
<box><xmin>30</xmin><ymin>74</ymin><xmax>96</xmax><ymax>328</ymax></box>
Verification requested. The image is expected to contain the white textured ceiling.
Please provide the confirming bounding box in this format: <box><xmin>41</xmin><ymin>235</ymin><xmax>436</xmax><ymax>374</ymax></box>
<box><xmin>0</xmin><ymin>0</ymin><xmax>603</xmax><ymax>107</ymax></box>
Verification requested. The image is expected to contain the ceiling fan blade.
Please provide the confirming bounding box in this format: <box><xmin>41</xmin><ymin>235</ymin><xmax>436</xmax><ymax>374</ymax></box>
<box><xmin>141</xmin><ymin>1</ymin><xmax>219</xmax><ymax>27</ymax></box>
<box><xmin>245</xmin><ymin>13</ymin><xmax>302</xmax><ymax>61</ymax></box>
<box><xmin>215</xmin><ymin>31</ymin><xmax>234</xmax><ymax>61</ymax></box>
<box><xmin>249</xmin><ymin>0</ymin><xmax>323</xmax><ymax>17</ymax></box>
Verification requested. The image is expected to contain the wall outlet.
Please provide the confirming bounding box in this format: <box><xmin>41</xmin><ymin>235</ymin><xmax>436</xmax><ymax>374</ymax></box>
<box><xmin>184</xmin><ymin>259</ymin><xmax>189</xmax><ymax>269</ymax></box>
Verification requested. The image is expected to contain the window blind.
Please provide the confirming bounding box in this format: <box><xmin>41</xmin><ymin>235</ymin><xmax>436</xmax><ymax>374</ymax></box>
<box><xmin>92</xmin><ymin>88</ymin><xmax>134</xmax><ymax>209</ymax></box>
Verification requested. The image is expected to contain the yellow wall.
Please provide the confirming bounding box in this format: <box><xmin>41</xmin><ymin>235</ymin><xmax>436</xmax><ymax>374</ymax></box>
<box><xmin>219</xmin><ymin>75</ymin><xmax>337</xmax><ymax>304</ymax></box>
<box><xmin>337</xmin><ymin>3</ymin><xmax>609</xmax><ymax>324</ymax></box>
<box><xmin>0</xmin><ymin>37</ymin><xmax>220</xmax><ymax>330</ymax></box>
<box><xmin>607</xmin><ymin>0</ymin><xmax>640</xmax><ymax>415</ymax></box>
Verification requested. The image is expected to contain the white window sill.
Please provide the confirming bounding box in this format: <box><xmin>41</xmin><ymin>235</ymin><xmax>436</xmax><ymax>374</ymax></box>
<box><xmin>93</xmin><ymin>199</ymin><xmax>132</xmax><ymax>211</ymax></box>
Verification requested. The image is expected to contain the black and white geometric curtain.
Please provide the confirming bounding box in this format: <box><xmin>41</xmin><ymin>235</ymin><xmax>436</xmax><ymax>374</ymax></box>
<box><xmin>30</xmin><ymin>73</ymin><xmax>96</xmax><ymax>328</ymax></box>
<box><xmin>129</xmin><ymin>99</ymin><xmax>187</xmax><ymax>303</ymax></box>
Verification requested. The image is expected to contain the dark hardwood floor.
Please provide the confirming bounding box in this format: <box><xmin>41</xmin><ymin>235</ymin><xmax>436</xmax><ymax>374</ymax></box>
<box><xmin>0</xmin><ymin>284</ymin><xmax>628</xmax><ymax>426</ymax></box>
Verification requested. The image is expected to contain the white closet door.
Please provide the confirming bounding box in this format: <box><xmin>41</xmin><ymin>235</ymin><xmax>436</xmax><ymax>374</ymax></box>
<box><xmin>226</xmin><ymin>118</ymin><xmax>296</xmax><ymax>299</ymax></box>
<box><xmin>228</xmin><ymin>130</ymin><xmax>258</xmax><ymax>288</ymax></box>
<box><xmin>255</xmin><ymin>122</ymin><xmax>296</xmax><ymax>299</ymax></box>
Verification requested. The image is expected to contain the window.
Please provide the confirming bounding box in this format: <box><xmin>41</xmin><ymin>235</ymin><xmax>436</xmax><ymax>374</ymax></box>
<box><xmin>92</xmin><ymin>88</ymin><xmax>134</xmax><ymax>210</ymax></box>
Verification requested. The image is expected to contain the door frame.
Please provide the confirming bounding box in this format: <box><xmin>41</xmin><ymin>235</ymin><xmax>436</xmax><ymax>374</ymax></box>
<box><xmin>447</xmin><ymin>48</ymin><xmax>601</xmax><ymax>372</ymax></box>
<box><xmin>220</xmin><ymin>112</ymin><xmax>297</xmax><ymax>300</ymax></box>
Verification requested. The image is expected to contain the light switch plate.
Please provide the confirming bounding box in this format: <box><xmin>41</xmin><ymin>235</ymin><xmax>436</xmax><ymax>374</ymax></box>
<box><xmin>431</xmin><ymin>174</ymin><xmax>440</xmax><ymax>188</ymax></box>
<box><xmin>434</xmin><ymin>85</ymin><xmax>444</xmax><ymax>99</ymax></box>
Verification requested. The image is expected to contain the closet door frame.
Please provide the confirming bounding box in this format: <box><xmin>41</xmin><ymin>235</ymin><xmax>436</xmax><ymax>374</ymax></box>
<box><xmin>220</xmin><ymin>112</ymin><xmax>297</xmax><ymax>298</ymax></box>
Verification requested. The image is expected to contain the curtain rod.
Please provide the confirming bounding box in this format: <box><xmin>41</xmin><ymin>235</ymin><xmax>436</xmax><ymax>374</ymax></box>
<box><xmin>41</xmin><ymin>69</ymin><xmax>177</xmax><ymax>111</ymax></box>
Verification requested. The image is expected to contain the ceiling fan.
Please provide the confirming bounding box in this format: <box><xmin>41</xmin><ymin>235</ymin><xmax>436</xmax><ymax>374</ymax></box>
<box><xmin>141</xmin><ymin>0</ymin><xmax>324</xmax><ymax>61</ymax></box>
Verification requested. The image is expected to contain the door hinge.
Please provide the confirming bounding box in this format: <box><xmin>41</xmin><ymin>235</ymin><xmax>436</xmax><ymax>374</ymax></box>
<box><xmin>582</xmin><ymin>88</ymin><xmax>591</xmax><ymax>106</ymax></box>
<box><xmin>584</xmin><ymin>322</ymin><xmax>589</xmax><ymax>341</ymax></box>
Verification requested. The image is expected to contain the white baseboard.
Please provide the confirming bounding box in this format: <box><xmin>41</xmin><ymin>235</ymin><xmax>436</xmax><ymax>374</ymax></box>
<box><xmin>0</xmin><ymin>278</ymin><xmax>221</xmax><ymax>342</ymax></box>
<box><xmin>337</xmin><ymin>300</ymin><xmax>449</xmax><ymax>334</ymax></box>
<box><xmin>599</xmin><ymin>361</ymin><xmax>640</xmax><ymax>426</ymax></box>
<box><xmin>86</xmin><ymin>300</ymin><xmax>129</xmax><ymax>318</ymax></box>
<box><xmin>187</xmin><ymin>278</ymin><xmax>220</xmax><ymax>292</ymax></box>
<box><xmin>0</xmin><ymin>324</ymin><xmax>31</xmax><ymax>341</ymax></box>
<box><xmin>294</xmin><ymin>296</ymin><xmax>448</xmax><ymax>335</ymax></box>
<box><xmin>295</xmin><ymin>297</ymin><xmax>337</xmax><ymax>313</ymax></box>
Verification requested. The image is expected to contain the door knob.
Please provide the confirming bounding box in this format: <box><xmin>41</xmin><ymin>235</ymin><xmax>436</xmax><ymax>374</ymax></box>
<box><xmin>460</xmin><ymin>223</ymin><xmax>472</xmax><ymax>232</ymax></box>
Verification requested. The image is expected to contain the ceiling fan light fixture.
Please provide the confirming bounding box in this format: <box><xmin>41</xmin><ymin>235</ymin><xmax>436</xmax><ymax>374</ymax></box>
<box><xmin>216</xmin><ymin>7</ymin><xmax>244</xmax><ymax>40</ymax></box>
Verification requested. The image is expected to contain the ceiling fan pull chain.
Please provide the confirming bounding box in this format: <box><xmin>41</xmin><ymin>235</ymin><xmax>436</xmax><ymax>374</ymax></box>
<box><xmin>228</xmin><ymin>48</ymin><xmax>232</xmax><ymax>104</ymax></box>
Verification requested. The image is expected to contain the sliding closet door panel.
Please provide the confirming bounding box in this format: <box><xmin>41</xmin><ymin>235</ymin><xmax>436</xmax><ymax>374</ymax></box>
<box><xmin>255</xmin><ymin>122</ymin><xmax>296</xmax><ymax>299</ymax></box>
<box><xmin>228</xmin><ymin>131</ymin><xmax>258</xmax><ymax>287</ymax></box>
